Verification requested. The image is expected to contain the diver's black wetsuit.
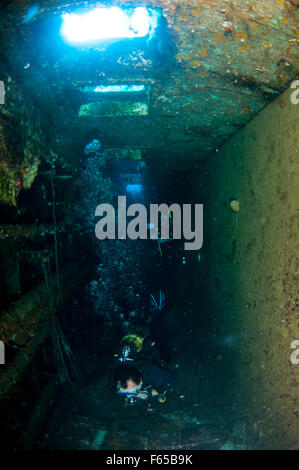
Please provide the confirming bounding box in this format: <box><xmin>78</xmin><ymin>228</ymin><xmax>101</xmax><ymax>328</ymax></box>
<box><xmin>109</xmin><ymin>339</ymin><xmax>177</xmax><ymax>396</ymax></box>
<box><xmin>137</xmin><ymin>361</ymin><xmax>177</xmax><ymax>395</ymax></box>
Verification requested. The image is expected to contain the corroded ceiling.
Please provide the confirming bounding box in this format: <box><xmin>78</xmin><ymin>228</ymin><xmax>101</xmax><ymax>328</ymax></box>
<box><xmin>0</xmin><ymin>0</ymin><xmax>298</xmax><ymax>167</ymax></box>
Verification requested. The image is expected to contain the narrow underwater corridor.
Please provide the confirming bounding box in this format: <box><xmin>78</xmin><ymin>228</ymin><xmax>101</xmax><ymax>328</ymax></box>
<box><xmin>0</xmin><ymin>0</ymin><xmax>298</xmax><ymax>452</ymax></box>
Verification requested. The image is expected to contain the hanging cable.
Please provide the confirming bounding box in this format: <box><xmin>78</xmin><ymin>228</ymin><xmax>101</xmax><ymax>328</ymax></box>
<box><xmin>39</xmin><ymin>154</ymin><xmax>84</xmax><ymax>383</ymax></box>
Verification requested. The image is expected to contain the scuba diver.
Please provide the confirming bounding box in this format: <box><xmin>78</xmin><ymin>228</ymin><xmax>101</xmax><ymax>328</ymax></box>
<box><xmin>109</xmin><ymin>331</ymin><xmax>177</xmax><ymax>408</ymax></box>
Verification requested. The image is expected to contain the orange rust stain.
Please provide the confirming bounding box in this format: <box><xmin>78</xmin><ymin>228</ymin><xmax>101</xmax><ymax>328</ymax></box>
<box><xmin>189</xmin><ymin>60</ymin><xmax>202</xmax><ymax>67</ymax></box>
<box><xmin>195</xmin><ymin>47</ymin><xmax>208</xmax><ymax>58</ymax></box>
<box><xmin>279</xmin><ymin>17</ymin><xmax>289</xmax><ymax>22</ymax></box>
<box><xmin>235</xmin><ymin>32</ymin><xmax>248</xmax><ymax>40</ymax></box>
<box><xmin>212</xmin><ymin>34</ymin><xmax>226</xmax><ymax>43</ymax></box>
<box><xmin>239</xmin><ymin>44</ymin><xmax>249</xmax><ymax>51</ymax></box>
<box><xmin>295</xmin><ymin>28</ymin><xmax>299</xmax><ymax>36</ymax></box>
<box><xmin>175</xmin><ymin>53</ymin><xmax>191</xmax><ymax>61</ymax></box>
<box><xmin>20</xmin><ymin>166</ymin><xmax>29</xmax><ymax>175</ymax></box>
<box><xmin>177</xmin><ymin>14</ymin><xmax>190</xmax><ymax>24</ymax></box>
<box><xmin>191</xmin><ymin>8</ymin><xmax>202</xmax><ymax>17</ymax></box>
<box><xmin>263</xmin><ymin>41</ymin><xmax>271</xmax><ymax>48</ymax></box>
<box><xmin>279</xmin><ymin>101</ymin><xmax>286</xmax><ymax>109</ymax></box>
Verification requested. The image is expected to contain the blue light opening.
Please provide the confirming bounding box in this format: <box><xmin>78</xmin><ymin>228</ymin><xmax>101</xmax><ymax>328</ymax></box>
<box><xmin>61</xmin><ymin>7</ymin><xmax>158</xmax><ymax>44</ymax></box>
<box><xmin>94</xmin><ymin>84</ymin><xmax>145</xmax><ymax>93</ymax></box>
<box><xmin>80</xmin><ymin>85</ymin><xmax>146</xmax><ymax>94</ymax></box>
<box><xmin>126</xmin><ymin>184</ymin><xmax>143</xmax><ymax>193</ymax></box>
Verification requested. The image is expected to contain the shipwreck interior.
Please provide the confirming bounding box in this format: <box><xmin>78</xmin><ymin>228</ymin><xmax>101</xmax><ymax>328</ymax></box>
<box><xmin>0</xmin><ymin>0</ymin><xmax>298</xmax><ymax>450</ymax></box>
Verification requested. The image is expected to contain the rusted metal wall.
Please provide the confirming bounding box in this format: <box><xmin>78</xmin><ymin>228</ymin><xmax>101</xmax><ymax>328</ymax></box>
<box><xmin>205</xmin><ymin>86</ymin><xmax>299</xmax><ymax>449</ymax></box>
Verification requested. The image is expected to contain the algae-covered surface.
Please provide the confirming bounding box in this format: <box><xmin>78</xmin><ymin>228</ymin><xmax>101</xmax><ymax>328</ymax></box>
<box><xmin>205</xmin><ymin>87</ymin><xmax>299</xmax><ymax>449</ymax></box>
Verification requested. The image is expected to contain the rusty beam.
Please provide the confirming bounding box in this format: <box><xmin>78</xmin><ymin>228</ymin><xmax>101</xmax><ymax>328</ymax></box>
<box><xmin>0</xmin><ymin>224</ymin><xmax>63</xmax><ymax>240</ymax></box>
<box><xmin>0</xmin><ymin>262</ymin><xmax>91</xmax><ymax>402</ymax></box>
